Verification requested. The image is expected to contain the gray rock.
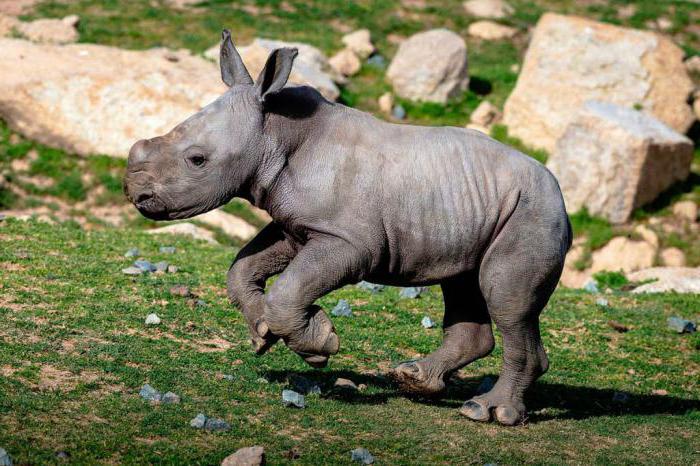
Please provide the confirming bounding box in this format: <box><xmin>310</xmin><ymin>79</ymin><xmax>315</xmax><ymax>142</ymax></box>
<box><xmin>195</xmin><ymin>299</ymin><xmax>207</xmax><ymax>307</ymax></box>
<box><xmin>667</xmin><ymin>317</ymin><xmax>696</xmax><ymax>334</ymax></box>
<box><xmin>582</xmin><ymin>280</ymin><xmax>599</xmax><ymax>294</ymax></box>
<box><xmin>155</xmin><ymin>261</ymin><xmax>169</xmax><ymax>272</ymax></box>
<box><xmin>159</xmin><ymin>246</ymin><xmax>176</xmax><ymax>254</ymax></box>
<box><xmin>55</xmin><ymin>451</ymin><xmax>70</xmax><ymax>460</ymax></box>
<box><xmin>421</xmin><ymin>316</ymin><xmax>436</xmax><ymax>328</ymax></box>
<box><xmin>351</xmin><ymin>447</ymin><xmax>374</xmax><ymax>464</ymax></box>
<box><xmin>357</xmin><ymin>281</ymin><xmax>385</xmax><ymax>293</ymax></box>
<box><xmin>289</xmin><ymin>374</ymin><xmax>321</xmax><ymax>395</ymax></box>
<box><xmin>190</xmin><ymin>413</ymin><xmax>207</xmax><ymax>429</ymax></box>
<box><xmin>204</xmin><ymin>417</ymin><xmax>231</xmax><ymax>432</ymax></box>
<box><xmin>122</xmin><ymin>266</ymin><xmax>143</xmax><ymax>275</ymax></box>
<box><xmin>0</xmin><ymin>214</ymin><xmax>6</xmax><ymax>221</ymax></box>
<box><xmin>139</xmin><ymin>383</ymin><xmax>162</xmax><ymax>402</ymax></box>
<box><xmin>334</xmin><ymin>378</ymin><xmax>358</xmax><ymax>391</ymax></box>
<box><xmin>257</xmin><ymin>377</ymin><xmax>269</xmax><ymax>384</ymax></box>
<box><xmin>222</xmin><ymin>374</ymin><xmax>235</xmax><ymax>381</ymax></box>
<box><xmin>221</xmin><ymin>446</ymin><xmax>265</xmax><ymax>466</ymax></box>
<box><xmin>282</xmin><ymin>389</ymin><xmax>305</xmax><ymax>408</ymax></box>
<box><xmin>595</xmin><ymin>298</ymin><xmax>609</xmax><ymax>307</ymax></box>
<box><xmin>366</xmin><ymin>54</ymin><xmax>386</xmax><ymax>69</ymax></box>
<box><xmin>612</xmin><ymin>391</ymin><xmax>629</xmax><ymax>404</ymax></box>
<box><xmin>134</xmin><ymin>260</ymin><xmax>156</xmax><ymax>273</ymax></box>
<box><xmin>476</xmin><ymin>376</ymin><xmax>496</xmax><ymax>395</ymax></box>
<box><xmin>167</xmin><ymin>264</ymin><xmax>179</xmax><ymax>273</ymax></box>
<box><xmin>0</xmin><ymin>448</ymin><xmax>12</xmax><ymax>466</ymax></box>
<box><xmin>145</xmin><ymin>313</ymin><xmax>161</xmax><ymax>326</ymax></box>
<box><xmin>125</xmin><ymin>247</ymin><xmax>140</xmax><ymax>258</ymax></box>
<box><xmin>161</xmin><ymin>391</ymin><xmax>181</xmax><ymax>404</ymax></box>
<box><xmin>400</xmin><ymin>286</ymin><xmax>426</xmax><ymax>299</ymax></box>
<box><xmin>392</xmin><ymin>104</ymin><xmax>406</xmax><ymax>120</ymax></box>
<box><xmin>331</xmin><ymin>299</ymin><xmax>352</xmax><ymax>317</ymax></box>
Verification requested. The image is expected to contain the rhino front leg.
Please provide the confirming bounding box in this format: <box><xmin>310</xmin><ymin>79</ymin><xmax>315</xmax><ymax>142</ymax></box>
<box><xmin>227</xmin><ymin>222</ymin><xmax>297</xmax><ymax>355</ymax></box>
<box><xmin>261</xmin><ymin>237</ymin><xmax>366</xmax><ymax>368</ymax></box>
<box><xmin>394</xmin><ymin>273</ymin><xmax>494</xmax><ymax>396</ymax></box>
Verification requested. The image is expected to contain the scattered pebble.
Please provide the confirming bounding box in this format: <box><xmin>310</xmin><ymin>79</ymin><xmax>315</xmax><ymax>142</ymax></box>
<box><xmin>421</xmin><ymin>316</ymin><xmax>436</xmax><ymax>329</ymax></box>
<box><xmin>155</xmin><ymin>261</ymin><xmax>169</xmax><ymax>273</ymax></box>
<box><xmin>358</xmin><ymin>383</ymin><xmax>367</xmax><ymax>391</ymax></box>
<box><xmin>351</xmin><ymin>447</ymin><xmax>375</xmax><ymax>464</ymax></box>
<box><xmin>331</xmin><ymin>299</ymin><xmax>352</xmax><ymax>317</ymax></box>
<box><xmin>400</xmin><ymin>286</ymin><xmax>426</xmax><ymax>299</ymax></box>
<box><xmin>607</xmin><ymin>320</ymin><xmax>629</xmax><ymax>333</ymax></box>
<box><xmin>357</xmin><ymin>281</ymin><xmax>385</xmax><ymax>293</ymax></box>
<box><xmin>0</xmin><ymin>448</ymin><xmax>12</xmax><ymax>466</ymax></box>
<box><xmin>334</xmin><ymin>377</ymin><xmax>358</xmax><ymax>391</ymax></box>
<box><xmin>159</xmin><ymin>246</ymin><xmax>176</xmax><ymax>254</ymax></box>
<box><xmin>134</xmin><ymin>260</ymin><xmax>157</xmax><ymax>273</ymax></box>
<box><xmin>124</xmin><ymin>247</ymin><xmax>140</xmax><ymax>258</ymax></box>
<box><xmin>145</xmin><ymin>313</ymin><xmax>161</xmax><ymax>326</ymax></box>
<box><xmin>667</xmin><ymin>317</ymin><xmax>696</xmax><ymax>334</ymax></box>
<box><xmin>595</xmin><ymin>298</ymin><xmax>609</xmax><ymax>307</ymax></box>
<box><xmin>257</xmin><ymin>377</ymin><xmax>269</xmax><ymax>384</ymax></box>
<box><xmin>582</xmin><ymin>280</ymin><xmax>599</xmax><ymax>294</ymax></box>
<box><xmin>55</xmin><ymin>451</ymin><xmax>70</xmax><ymax>460</ymax></box>
<box><xmin>170</xmin><ymin>285</ymin><xmax>192</xmax><ymax>297</ymax></box>
<box><xmin>222</xmin><ymin>374</ymin><xmax>235</xmax><ymax>381</ymax></box>
<box><xmin>122</xmin><ymin>266</ymin><xmax>143</xmax><ymax>275</ymax></box>
<box><xmin>392</xmin><ymin>104</ymin><xmax>406</xmax><ymax>120</ymax></box>
<box><xmin>221</xmin><ymin>446</ymin><xmax>265</xmax><ymax>466</ymax></box>
<box><xmin>612</xmin><ymin>391</ymin><xmax>629</xmax><ymax>404</ymax></box>
<box><xmin>0</xmin><ymin>214</ymin><xmax>5</xmax><ymax>222</ymax></box>
<box><xmin>289</xmin><ymin>374</ymin><xmax>321</xmax><ymax>395</ymax></box>
<box><xmin>139</xmin><ymin>383</ymin><xmax>162</xmax><ymax>402</ymax></box>
<box><xmin>204</xmin><ymin>417</ymin><xmax>231</xmax><ymax>432</ymax></box>
<box><xmin>652</xmin><ymin>389</ymin><xmax>668</xmax><ymax>396</ymax></box>
<box><xmin>167</xmin><ymin>265</ymin><xmax>178</xmax><ymax>273</ymax></box>
<box><xmin>190</xmin><ymin>413</ymin><xmax>207</xmax><ymax>429</ymax></box>
<box><xmin>366</xmin><ymin>54</ymin><xmax>386</xmax><ymax>69</ymax></box>
<box><xmin>476</xmin><ymin>376</ymin><xmax>495</xmax><ymax>395</ymax></box>
<box><xmin>282</xmin><ymin>389</ymin><xmax>306</xmax><ymax>408</ymax></box>
<box><xmin>161</xmin><ymin>391</ymin><xmax>181</xmax><ymax>404</ymax></box>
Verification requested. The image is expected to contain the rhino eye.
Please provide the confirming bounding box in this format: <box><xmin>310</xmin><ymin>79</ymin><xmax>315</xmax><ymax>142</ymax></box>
<box><xmin>188</xmin><ymin>154</ymin><xmax>206</xmax><ymax>167</ymax></box>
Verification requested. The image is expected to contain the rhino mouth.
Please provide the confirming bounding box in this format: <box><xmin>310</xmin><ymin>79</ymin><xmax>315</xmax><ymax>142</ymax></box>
<box><xmin>135</xmin><ymin>196</ymin><xmax>170</xmax><ymax>221</ymax></box>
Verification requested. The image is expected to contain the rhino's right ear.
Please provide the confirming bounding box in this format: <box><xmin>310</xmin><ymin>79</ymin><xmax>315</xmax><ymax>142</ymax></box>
<box><xmin>254</xmin><ymin>47</ymin><xmax>298</xmax><ymax>103</ymax></box>
<box><xmin>220</xmin><ymin>29</ymin><xmax>253</xmax><ymax>87</ymax></box>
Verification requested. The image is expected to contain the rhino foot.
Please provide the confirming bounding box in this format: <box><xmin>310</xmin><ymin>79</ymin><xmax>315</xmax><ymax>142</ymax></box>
<box><xmin>252</xmin><ymin>318</ymin><xmax>280</xmax><ymax>355</ymax></box>
<box><xmin>285</xmin><ymin>305</ymin><xmax>340</xmax><ymax>368</ymax></box>
<box><xmin>392</xmin><ymin>360</ymin><xmax>446</xmax><ymax>396</ymax></box>
<box><xmin>459</xmin><ymin>394</ymin><xmax>526</xmax><ymax>426</ymax></box>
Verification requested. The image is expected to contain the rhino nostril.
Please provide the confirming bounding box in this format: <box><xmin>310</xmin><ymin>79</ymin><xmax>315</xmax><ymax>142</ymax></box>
<box><xmin>136</xmin><ymin>192</ymin><xmax>153</xmax><ymax>204</ymax></box>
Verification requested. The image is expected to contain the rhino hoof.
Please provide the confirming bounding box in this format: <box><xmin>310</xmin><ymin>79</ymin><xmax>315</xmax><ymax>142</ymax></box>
<box><xmin>459</xmin><ymin>399</ymin><xmax>491</xmax><ymax>422</ymax></box>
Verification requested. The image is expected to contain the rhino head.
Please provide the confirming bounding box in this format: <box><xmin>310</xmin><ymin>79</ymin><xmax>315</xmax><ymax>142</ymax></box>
<box><xmin>124</xmin><ymin>30</ymin><xmax>298</xmax><ymax>220</ymax></box>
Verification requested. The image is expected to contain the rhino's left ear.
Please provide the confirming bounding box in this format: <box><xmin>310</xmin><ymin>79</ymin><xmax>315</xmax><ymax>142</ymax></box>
<box><xmin>220</xmin><ymin>29</ymin><xmax>253</xmax><ymax>87</ymax></box>
<box><xmin>254</xmin><ymin>47</ymin><xmax>298</xmax><ymax>103</ymax></box>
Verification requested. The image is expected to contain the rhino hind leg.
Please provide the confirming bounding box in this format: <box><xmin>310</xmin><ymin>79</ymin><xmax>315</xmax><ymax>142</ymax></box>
<box><xmin>460</xmin><ymin>208</ymin><xmax>566</xmax><ymax>426</ymax></box>
<box><xmin>393</xmin><ymin>272</ymin><xmax>494</xmax><ymax>396</ymax></box>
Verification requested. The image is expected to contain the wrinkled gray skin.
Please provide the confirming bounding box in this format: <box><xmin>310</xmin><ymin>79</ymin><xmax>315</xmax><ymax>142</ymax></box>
<box><xmin>124</xmin><ymin>30</ymin><xmax>572</xmax><ymax>426</ymax></box>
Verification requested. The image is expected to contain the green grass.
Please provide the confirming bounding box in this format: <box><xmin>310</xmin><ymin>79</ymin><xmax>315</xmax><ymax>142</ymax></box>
<box><xmin>0</xmin><ymin>218</ymin><xmax>698</xmax><ymax>465</ymax></box>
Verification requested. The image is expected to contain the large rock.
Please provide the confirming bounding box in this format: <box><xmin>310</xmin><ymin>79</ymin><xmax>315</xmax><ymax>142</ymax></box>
<box><xmin>15</xmin><ymin>15</ymin><xmax>80</xmax><ymax>44</ymax></box>
<box><xmin>221</xmin><ymin>446</ymin><xmax>265</xmax><ymax>466</ymax></box>
<box><xmin>629</xmin><ymin>267</ymin><xmax>700</xmax><ymax>293</ymax></box>
<box><xmin>194</xmin><ymin>209</ymin><xmax>257</xmax><ymax>241</ymax></box>
<box><xmin>0</xmin><ymin>38</ymin><xmax>225</xmax><ymax>158</ymax></box>
<box><xmin>467</xmin><ymin>20</ymin><xmax>517</xmax><ymax>40</ymax></box>
<box><xmin>386</xmin><ymin>29</ymin><xmax>469</xmax><ymax>103</ymax></box>
<box><xmin>503</xmin><ymin>13</ymin><xmax>695</xmax><ymax>153</ymax></box>
<box><xmin>205</xmin><ymin>38</ymin><xmax>339</xmax><ymax>101</ymax></box>
<box><xmin>341</xmin><ymin>29</ymin><xmax>374</xmax><ymax>59</ymax></box>
<box><xmin>547</xmin><ymin>101</ymin><xmax>693</xmax><ymax>224</ymax></box>
<box><xmin>463</xmin><ymin>0</ymin><xmax>514</xmax><ymax>18</ymax></box>
<box><xmin>147</xmin><ymin>223</ymin><xmax>218</xmax><ymax>244</ymax></box>
<box><xmin>590</xmin><ymin>236</ymin><xmax>656</xmax><ymax>274</ymax></box>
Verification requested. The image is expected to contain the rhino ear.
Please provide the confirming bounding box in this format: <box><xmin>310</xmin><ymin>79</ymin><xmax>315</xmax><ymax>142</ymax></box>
<box><xmin>254</xmin><ymin>47</ymin><xmax>298</xmax><ymax>103</ymax></box>
<box><xmin>220</xmin><ymin>29</ymin><xmax>253</xmax><ymax>87</ymax></box>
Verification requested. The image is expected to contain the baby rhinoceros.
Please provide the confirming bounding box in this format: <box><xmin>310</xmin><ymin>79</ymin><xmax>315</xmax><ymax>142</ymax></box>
<box><xmin>124</xmin><ymin>30</ymin><xmax>572</xmax><ymax>426</ymax></box>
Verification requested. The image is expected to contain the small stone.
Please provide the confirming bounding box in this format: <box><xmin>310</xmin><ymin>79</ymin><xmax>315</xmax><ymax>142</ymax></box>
<box><xmin>134</xmin><ymin>260</ymin><xmax>156</xmax><ymax>273</ymax></box>
<box><xmin>470</xmin><ymin>100</ymin><xmax>502</xmax><ymax>127</ymax></box>
<box><xmin>221</xmin><ymin>446</ymin><xmax>265</xmax><ymax>466</ymax></box>
<box><xmin>672</xmin><ymin>200</ymin><xmax>698</xmax><ymax>222</ymax></box>
<box><xmin>139</xmin><ymin>383</ymin><xmax>162</xmax><ymax>401</ymax></box>
<box><xmin>55</xmin><ymin>451</ymin><xmax>70</xmax><ymax>460</ymax></box>
<box><xmin>350</xmin><ymin>447</ymin><xmax>375</xmax><ymax>464</ymax></box>
<box><xmin>377</xmin><ymin>93</ymin><xmax>394</xmax><ymax>115</ymax></box>
<box><xmin>329</xmin><ymin>48</ymin><xmax>361</xmax><ymax>76</ymax></box>
<box><xmin>145</xmin><ymin>313</ymin><xmax>161</xmax><ymax>326</ymax></box>
<box><xmin>400</xmin><ymin>286</ymin><xmax>426</xmax><ymax>299</ymax></box>
<box><xmin>463</xmin><ymin>0</ymin><xmax>514</xmax><ymax>18</ymax></box>
<box><xmin>595</xmin><ymin>298</ymin><xmax>609</xmax><ymax>307</ymax></box>
<box><xmin>159</xmin><ymin>246</ymin><xmax>176</xmax><ymax>254</ymax></box>
<box><xmin>652</xmin><ymin>389</ymin><xmax>668</xmax><ymax>396</ymax></box>
<box><xmin>582</xmin><ymin>280</ymin><xmax>599</xmax><ymax>294</ymax></box>
<box><xmin>155</xmin><ymin>261</ymin><xmax>169</xmax><ymax>272</ymax></box>
<box><xmin>667</xmin><ymin>317</ymin><xmax>696</xmax><ymax>334</ymax></box>
<box><xmin>607</xmin><ymin>320</ymin><xmax>629</xmax><ymax>333</ymax></box>
<box><xmin>366</xmin><ymin>54</ymin><xmax>386</xmax><ymax>69</ymax></box>
<box><xmin>342</xmin><ymin>29</ymin><xmax>375</xmax><ymax>59</ymax></box>
<box><xmin>467</xmin><ymin>20</ymin><xmax>517</xmax><ymax>40</ymax></box>
<box><xmin>289</xmin><ymin>374</ymin><xmax>321</xmax><ymax>395</ymax></box>
<box><xmin>222</xmin><ymin>374</ymin><xmax>235</xmax><ymax>381</ymax></box>
<box><xmin>167</xmin><ymin>265</ymin><xmax>179</xmax><ymax>273</ymax></box>
<box><xmin>392</xmin><ymin>104</ymin><xmax>406</xmax><ymax>120</ymax></box>
<box><xmin>161</xmin><ymin>391</ymin><xmax>181</xmax><ymax>404</ymax></box>
<box><xmin>257</xmin><ymin>377</ymin><xmax>269</xmax><ymax>384</ymax></box>
<box><xmin>282</xmin><ymin>389</ymin><xmax>305</xmax><ymax>408</ymax></box>
<box><xmin>421</xmin><ymin>316</ymin><xmax>436</xmax><ymax>328</ymax></box>
<box><xmin>122</xmin><ymin>266</ymin><xmax>143</xmax><ymax>275</ymax></box>
<box><xmin>170</xmin><ymin>285</ymin><xmax>192</xmax><ymax>297</ymax></box>
<box><xmin>357</xmin><ymin>281</ymin><xmax>385</xmax><ymax>293</ymax></box>
<box><xmin>190</xmin><ymin>413</ymin><xmax>207</xmax><ymax>429</ymax></box>
<box><xmin>0</xmin><ymin>448</ymin><xmax>12</xmax><ymax>466</ymax></box>
<box><xmin>125</xmin><ymin>247</ymin><xmax>140</xmax><ymax>258</ymax></box>
<box><xmin>334</xmin><ymin>378</ymin><xmax>358</xmax><ymax>390</ymax></box>
<box><xmin>612</xmin><ymin>391</ymin><xmax>629</xmax><ymax>404</ymax></box>
<box><xmin>196</xmin><ymin>299</ymin><xmax>207</xmax><ymax>307</ymax></box>
<box><xmin>476</xmin><ymin>375</ymin><xmax>495</xmax><ymax>395</ymax></box>
<box><xmin>331</xmin><ymin>299</ymin><xmax>352</xmax><ymax>317</ymax></box>
<box><xmin>0</xmin><ymin>214</ymin><xmax>5</xmax><ymax>221</ymax></box>
<box><xmin>660</xmin><ymin>247</ymin><xmax>685</xmax><ymax>267</ymax></box>
<box><xmin>204</xmin><ymin>418</ymin><xmax>231</xmax><ymax>432</ymax></box>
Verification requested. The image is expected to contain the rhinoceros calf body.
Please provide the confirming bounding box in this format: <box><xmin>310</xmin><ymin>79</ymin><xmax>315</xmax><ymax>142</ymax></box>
<box><xmin>124</xmin><ymin>30</ymin><xmax>572</xmax><ymax>426</ymax></box>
